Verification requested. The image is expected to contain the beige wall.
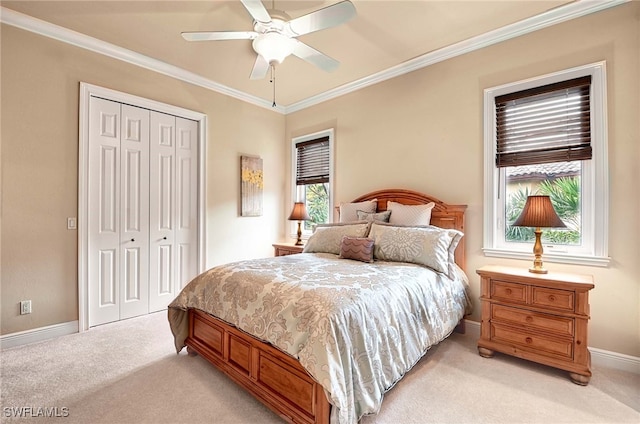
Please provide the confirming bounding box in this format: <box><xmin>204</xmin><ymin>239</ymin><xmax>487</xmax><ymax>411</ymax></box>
<box><xmin>285</xmin><ymin>3</ymin><xmax>640</xmax><ymax>356</ymax></box>
<box><xmin>1</xmin><ymin>25</ymin><xmax>285</xmax><ymax>334</ymax></box>
<box><xmin>2</xmin><ymin>3</ymin><xmax>638</xmax><ymax>358</ymax></box>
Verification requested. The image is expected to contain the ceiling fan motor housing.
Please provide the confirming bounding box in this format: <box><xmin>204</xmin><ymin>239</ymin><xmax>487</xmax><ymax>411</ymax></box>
<box><xmin>252</xmin><ymin>31</ymin><xmax>296</xmax><ymax>65</ymax></box>
<box><xmin>251</xmin><ymin>11</ymin><xmax>298</xmax><ymax>65</ymax></box>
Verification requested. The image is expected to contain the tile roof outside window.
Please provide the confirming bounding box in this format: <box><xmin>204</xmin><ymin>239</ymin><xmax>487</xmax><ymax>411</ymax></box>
<box><xmin>508</xmin><ymin>162</ymin><xmax>580</xmax><ymax>177</ymax></box>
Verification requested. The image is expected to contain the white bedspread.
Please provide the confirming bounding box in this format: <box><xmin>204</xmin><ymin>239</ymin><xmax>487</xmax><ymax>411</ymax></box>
<box><xmin>168</xmin><ymin>252</ymin><xmax>472</xmax><ymax>424</ymax></box>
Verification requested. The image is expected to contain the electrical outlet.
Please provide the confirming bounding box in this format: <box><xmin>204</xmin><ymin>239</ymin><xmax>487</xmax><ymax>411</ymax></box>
<box><xmin>20</xmin><ymin>300</ymin><xmax>32</xmax><ymax>315</ymax></box>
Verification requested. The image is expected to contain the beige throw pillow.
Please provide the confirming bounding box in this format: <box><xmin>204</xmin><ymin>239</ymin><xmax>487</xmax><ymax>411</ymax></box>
<box><xmin>356</xmin><ymin>210</ymin><xmax>391</xmax><ymax>222</ymax></box>
<box><xmin>368</xmin><ymin>223</ymin><xmax>455</xmax><ymax>275</ymax></box>
<box><xmin>303</xmin><ymin>223</ymin><xmax>371</xmax><ymax>255</ymax></box>
<box><xmin>387</xmin><ymin>201</ymin><xmax>435</xmax><ymax>226</ymax></box>
<box><xmin>339</xmin><ymin>199</ymin><xmax>377</xmax><ymax>222</ymax></box>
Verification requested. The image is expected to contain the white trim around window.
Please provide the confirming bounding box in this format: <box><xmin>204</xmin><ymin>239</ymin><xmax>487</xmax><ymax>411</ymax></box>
<box><xmin>483</xmin><ymin>62</ymin><xmax>610</xmax><ymax>267</ymax></box>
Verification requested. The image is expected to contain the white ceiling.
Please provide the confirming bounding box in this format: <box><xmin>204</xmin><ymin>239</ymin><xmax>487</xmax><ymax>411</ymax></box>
<box><xmin>1</xmin><ymin>1</ymin><xmax>623</xmax><ymax>112</ymax></box>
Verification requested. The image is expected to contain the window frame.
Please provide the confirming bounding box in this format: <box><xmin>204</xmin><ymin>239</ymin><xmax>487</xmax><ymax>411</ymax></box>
<box><xmin>290</xmin><ymin>129</ymin><xmax>335</xmax><ymax>239</ymax></box>
<box><xmin>483</xmin><ymin>62</ymin><xmax>610</xmax><ymax>267</ymax></box>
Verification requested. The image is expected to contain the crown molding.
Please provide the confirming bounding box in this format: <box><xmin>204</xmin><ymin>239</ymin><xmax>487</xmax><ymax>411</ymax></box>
<box><xmin>1</xmin><ymin>0</ymin><xmax>628</xmax><ymax>116</ymax></box>
<box><xmin>0</xmin><ymin>6</ymin><xmax>285</xmax><ymax>114</ymax></box>
<box><xmin>283</xmin><ymin>0</ymin><xmax>629</xmax><ymax>114</ymax></box>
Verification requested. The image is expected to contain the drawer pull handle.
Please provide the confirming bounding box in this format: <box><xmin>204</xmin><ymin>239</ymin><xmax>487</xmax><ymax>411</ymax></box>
<box><xmin>505</xmin><ymin>288</ymin><xmax>512</xmax><ymax>295</ymax></box>
<box><xmin>548</xmin><ymin>295</ymin><xmax>556</xmax><ymax>302</ymax></box>
<box><xmin>525</xmin><ymin>337</ymin><xmax>533</xmax><ymax>344</ymax></box>
<box><xmin>525</xmin><ymin>316</ymin><xmax>533</xmax><ymax>323</ymax></box>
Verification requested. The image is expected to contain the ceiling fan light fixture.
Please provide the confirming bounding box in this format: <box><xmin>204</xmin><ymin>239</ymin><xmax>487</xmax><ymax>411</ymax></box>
<box><xmin>252</xmin><ymin>32</ymin><xmax>296</xmax><ymax>65</ymax></box>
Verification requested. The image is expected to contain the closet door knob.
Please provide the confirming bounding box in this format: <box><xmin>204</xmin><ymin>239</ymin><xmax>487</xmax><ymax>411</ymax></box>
<box><xmin>131</xmin><ymin>238</ymin><xmax>135</xmax><ymax>242</ymax></box>
<box><xmin>163</xmin><ymin>236</ymin><xmax>167</xmax><ymax>240</ymax></box>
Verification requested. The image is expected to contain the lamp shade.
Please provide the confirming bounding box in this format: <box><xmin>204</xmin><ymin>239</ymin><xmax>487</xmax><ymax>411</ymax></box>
<box><xmin>252</xmin><ymin>32</ymin><xmax>296</xmax><ymax>65</ymax></box>
<box><xmin>513</xmin><ymin>195</ymin><xmax>566</xmax><ymax>228</ymax></box>
<box><xmin>288</xmin><ymin>202</ymin><xmax>311</xmax><ymax>221</ymax></box>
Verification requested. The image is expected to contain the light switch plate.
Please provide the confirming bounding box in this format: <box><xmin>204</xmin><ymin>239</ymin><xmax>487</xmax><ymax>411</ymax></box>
<box><xmin>67</xmin><ymin>217</ymin><xmax>77</xmax><ymax>230</ymax></box>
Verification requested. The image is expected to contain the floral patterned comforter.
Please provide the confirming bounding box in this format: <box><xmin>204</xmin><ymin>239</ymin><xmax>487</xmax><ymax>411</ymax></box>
<box><xmin>168</xmin><ymin>253</ymin><xmax>472</xmax><ymax>424</ymax></box>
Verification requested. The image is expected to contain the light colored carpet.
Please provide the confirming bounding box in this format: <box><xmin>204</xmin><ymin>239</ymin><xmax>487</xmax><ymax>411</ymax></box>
<box><xmin>1</xmin><ymin>311</ymin><xmax>638</xmax><ymax>423</ymax></box>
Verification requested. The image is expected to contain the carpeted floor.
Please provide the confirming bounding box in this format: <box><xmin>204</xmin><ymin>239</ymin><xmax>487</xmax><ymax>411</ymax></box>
<box><xmin>1</xmin><ymin>311</ymin><xmax>638</xmax><ymax>423</ymax></box>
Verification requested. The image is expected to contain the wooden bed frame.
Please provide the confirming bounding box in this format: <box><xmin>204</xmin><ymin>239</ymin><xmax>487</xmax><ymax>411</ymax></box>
<box><xmin>185</xmin><ymin>189</ymin><xmax>467</xmax><ymax>424</ymax></box>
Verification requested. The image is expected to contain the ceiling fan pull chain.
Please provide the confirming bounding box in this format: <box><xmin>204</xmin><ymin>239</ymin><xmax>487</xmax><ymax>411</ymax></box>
<box><xmin>271</xmin><ymin>65</ymin><xmax>277</xmax><ymax>107</ymax></box>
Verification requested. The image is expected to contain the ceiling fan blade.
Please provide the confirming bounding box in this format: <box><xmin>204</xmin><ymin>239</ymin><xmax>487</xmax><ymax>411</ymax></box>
<box><xmin>181</xmin><ymin>31</ymin><xmax>257</xmax><ymax>41</ymax></box>
<box><xmin>292</xmin><ymin>41</ymin><xmax>339</xmax><ymax>72</ymax></box>
<box><xmin>240</xmin><ymin>0</ymin><xmax>272</xmax><ymax>24</ymax></box>
<box><xmin>250</xmin><ymin>55</ymin><xmax>270</xmax><ymax>80</ymax></box>
<box><xmin>288</xmin><ymin>0</ymin><xmax>356</xmax><ymax>37</ymax></box>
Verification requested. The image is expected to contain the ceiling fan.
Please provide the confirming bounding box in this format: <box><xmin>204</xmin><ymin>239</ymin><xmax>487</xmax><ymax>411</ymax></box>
<box><xmin>181</xmin><ymin>0</ymin><xmax>357</xmax><ymax>80</ymax></box>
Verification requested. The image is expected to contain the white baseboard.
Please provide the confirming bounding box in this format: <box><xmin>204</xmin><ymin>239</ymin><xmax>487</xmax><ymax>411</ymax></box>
<box><xmin>463</xmin><ymin>319</ymin><xmax>640</xmax><ymax>375</ymax></box>
<box><xmin>588</xmin><ymin>347</ymin><xmax>640</xmax><ymax>374</ymax></box>
<box><xmin>0</xmin><ymin>320</ymin><xmax>78</xmax><ymax>350</ymax></box>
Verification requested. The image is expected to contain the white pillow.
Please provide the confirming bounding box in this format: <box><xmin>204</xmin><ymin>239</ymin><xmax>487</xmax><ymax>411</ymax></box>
<box><xmin>387</xmin><ymin>201</ymin><xmax>435</xmax><ymax>226</ymax></box>
<box><xmin>445</xmin><ymin>230</ymin><xmax>464</xmax><ymax>278</ymax></box>
<box><xmin>303</xmin><ymin>223</ymin><xmax>371</xmax><ymax>255</ymax></box>
<box><xmin>339</xmin><ymin>199</ymin><xmax>377</xmax><ymax>222</ymax></box>
<box><xmin>369</xmin><ymin>222</ymin><xmax>463</xmax><ymax>278</ymax></box>
<box><xmin>368</xmin><ymin>223</ymin><xmax>457</xmax><ymax>275</ymax></box>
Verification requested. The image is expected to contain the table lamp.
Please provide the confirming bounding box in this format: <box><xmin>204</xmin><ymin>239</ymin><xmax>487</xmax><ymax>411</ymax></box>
<box><xmin>512</xmin><ymin>195</ymin><xmax>566</xmax><ymax>274</ymax></box>
<box><xmin>288</xmin><ymin>202</ymin><xmax>311</xmax><ymax>246</ymax></box>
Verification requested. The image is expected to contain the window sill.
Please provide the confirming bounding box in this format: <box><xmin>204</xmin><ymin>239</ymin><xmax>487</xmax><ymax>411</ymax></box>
<box><xmin>482</xmin><ymin>248</ymin><xmax>610</xmax><ymax>267</ymax></box>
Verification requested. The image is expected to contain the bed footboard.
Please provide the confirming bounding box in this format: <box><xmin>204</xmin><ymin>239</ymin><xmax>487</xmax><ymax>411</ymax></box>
<box><xmin>185</xmin><ymin>309</ymin><xmax>331</xmax><ymax>424</ymax></box>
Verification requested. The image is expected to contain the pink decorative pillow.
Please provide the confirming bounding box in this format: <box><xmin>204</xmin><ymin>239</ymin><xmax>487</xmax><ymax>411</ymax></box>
<box><xmin>339</xmin><ymin>236</ymin><xmax>375</xmax><ymax>263</ymax></box>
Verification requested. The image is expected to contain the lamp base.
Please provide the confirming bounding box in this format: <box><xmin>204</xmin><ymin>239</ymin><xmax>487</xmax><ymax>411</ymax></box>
<box><xmin>528</xmin><ymin>228</ymin><xmax>548</xmax><ymax>274</ymax></box>
<box><xmin>295</xmin><ymin>221</ymin><xmax>303</xmax><ymax>246</ymax></box>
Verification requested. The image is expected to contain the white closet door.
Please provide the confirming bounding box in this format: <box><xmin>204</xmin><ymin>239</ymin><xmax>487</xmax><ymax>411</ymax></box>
<box><xmin>119</xmin><ymin>105</ymin><xmax>150</xmax><ymax>320</ymax></box>
<box><xmin>85</xmin><ymin>87</ymin><xmax>201</xmax><ymax>327</ymax></box>
<box><xmin>88</xmin><ymin>97</ymin><xmax>121</xmax><ymax>327</ymax></box>
<box><xmin>149</xmin><ymin>111</ymin><xmax>176</xmax><ymax>312</ymax></box>
<box><xmin>175</xmin><ymin>117</ymin><xmax>199</xmax><ymax>291</ymax></box>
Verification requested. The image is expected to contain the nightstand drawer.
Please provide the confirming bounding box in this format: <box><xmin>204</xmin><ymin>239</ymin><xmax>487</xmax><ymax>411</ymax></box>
<box><xmin>277</xmin><ymin>249</ymin><xmax>298</xmax><ymax>256</ymax></box>
<box><xmin>532</xmin><ymin>287</ymin><xmax>574</xmax><ymax>312</ymax></box>
<box><xmin>491</xmin><ymin>280</ymin><xmax>527</xmax><ymax>304</ymax></box>
<box><xmin>491</xmin><ymin>304</ymin><xmax>574</xmax><ymax>337</ymax></box>
<box><xmin>491</xmin><ymin>323</ymin><xmax>574</xmax><ymax>359</ymax></box>
<box><xmin>273</xmin><ymin>243</ymin><xmax>304</xmax><ymax>257</ymax></box>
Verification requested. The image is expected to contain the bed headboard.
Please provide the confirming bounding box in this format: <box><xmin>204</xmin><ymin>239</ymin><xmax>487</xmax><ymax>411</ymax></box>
<box><xmin>349</xmin><ymin>189</ymin><xmax>467</xmax><ymax>271</ymax></box>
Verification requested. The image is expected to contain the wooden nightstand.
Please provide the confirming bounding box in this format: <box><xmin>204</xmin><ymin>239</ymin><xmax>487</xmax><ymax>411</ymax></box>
<box><xmin>273</xmin><ymin>243</ymin><xmax>304</xmax><ymax>257</ymax></box>
<box><xmin>476</xmin><ymin>265</ymin><xmax>594</xmax><ymax>385</ymax></box>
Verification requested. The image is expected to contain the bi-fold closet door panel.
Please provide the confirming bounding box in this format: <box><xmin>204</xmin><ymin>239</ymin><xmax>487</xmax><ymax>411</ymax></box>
<box><xmin>88</xmin><ymin>98</ymin><xmax>150</xmax><ymax>326</ymax></box>
<box><xmin>149</xmin><ymin>112</ymin><xmax>176</xmax><ymax>313</ymax></box>
<box><xmin>88</xmin><ymin>98</ymin><xmax>198</xmax><ymax>326</ymax></box>
<box><xmin>148</xmin><ymin>113</ymin><xmax>199</xmax><ymax>313</ymax></box>
<box><xmin>175</xmin><ymin>117</ymin><xmax>199</xmax><ymax>293</ymax></box>
<box><xmin>120</xmin><ymin>104</ymin><xmax>150</xmax><ymax>320</ymax></box>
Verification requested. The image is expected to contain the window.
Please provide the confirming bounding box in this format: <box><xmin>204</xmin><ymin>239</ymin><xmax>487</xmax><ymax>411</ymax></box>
<box><xmin>483</xmin><ymin>62</ymin><xmax>609</xmax><ymax>266</ymax></box>
<box><xmin>291</xmin><ymin>130</ymin><xmax>334</xmax><ymax>236</ymax></box>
